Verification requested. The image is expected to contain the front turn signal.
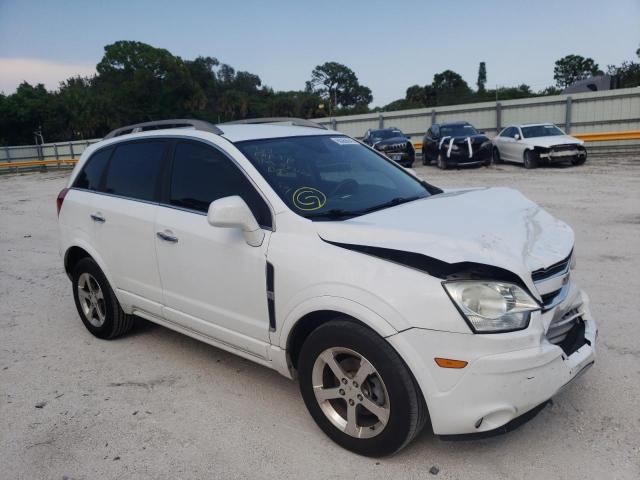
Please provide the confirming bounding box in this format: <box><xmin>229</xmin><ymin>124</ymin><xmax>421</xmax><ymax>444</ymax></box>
<box><xmin>434</xmin><ymin>357</ymin><xmax>468</xmax><ymax>369</ymax></box>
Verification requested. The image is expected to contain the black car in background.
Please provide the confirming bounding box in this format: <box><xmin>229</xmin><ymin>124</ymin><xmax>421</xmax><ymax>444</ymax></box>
<box><xmin>421</xmin><ymin>121</ymin><xmax>492</xmax><ymax>169</ymax></box>
<box><xmin>362</xmin><ymin>127</ymin><xmax>415</xmax><ymax>167</ymax></box>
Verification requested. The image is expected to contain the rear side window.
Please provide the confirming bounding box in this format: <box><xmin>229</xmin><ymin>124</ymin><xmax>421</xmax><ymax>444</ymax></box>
<box><xmin>104</xmin><ymin>141</ymin><xmax>166</xmax><ymax>201</ymax></box>
<box><xmin>169</xmin><ymin>141</ymin><xmax>272</xmax><ymax>228</ymax></box>
<box><xmin>73</xmin><ymin>147</ymin><xmax>112</xmax><ymax>190</ymax></box>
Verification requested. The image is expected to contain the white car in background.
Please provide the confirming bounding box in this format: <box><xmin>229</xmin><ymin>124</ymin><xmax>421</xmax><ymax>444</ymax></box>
<box><xmin>492</xmin><ymin>123</ymin><xmax>587</xmax><ymax>168</ymax></box>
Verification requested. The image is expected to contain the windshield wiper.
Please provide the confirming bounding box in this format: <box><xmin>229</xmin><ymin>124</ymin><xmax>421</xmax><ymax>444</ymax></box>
<box><xmin>360</xmin><ymin>195</ymin><xmax>424</xmax><ymax>215</ymax></box>
<box><xmin>305</xmin><ymin>196</ymin><xmax>426</xmax><ymax>220</ymax></box>
<box><xmin>304</xmin><ymin>209</ymin><xmax>360</xmax><ymax>220</ymax></box>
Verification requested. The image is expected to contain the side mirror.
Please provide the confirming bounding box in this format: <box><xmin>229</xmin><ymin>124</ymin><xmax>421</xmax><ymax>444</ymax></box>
<box><xmin>207</xmin><ymin>196</ymin><xmax>265</xmax><ymax>247</ymax></box>
<box><xmin>514</xmin><ymin>133</ymin><xmax>521</xmax><ymax>141</ymax></box>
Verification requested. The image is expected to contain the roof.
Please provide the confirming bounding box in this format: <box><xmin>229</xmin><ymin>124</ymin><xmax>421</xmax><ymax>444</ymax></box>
<box><xmin>513</xmin><ymin>123</ymin><xmax>556</xmax><ymax>127</ymax></box>
<box><xmin>434</xmin><ymin>121</ymin><xmax>471</xmax><ymax>127</ymax></box>
<box><xmin>98</xmin><ymin>123</ymin><xmax>338</xmax><ymax>145</ymax></box>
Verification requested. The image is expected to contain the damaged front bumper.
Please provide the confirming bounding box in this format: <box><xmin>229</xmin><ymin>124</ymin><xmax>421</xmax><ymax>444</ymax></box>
<box><xmin>388</xmin><ymin>286</ymin><xmax>597</xmax><ymax>436</ymax></box>
<box><xmin>535</xmin><ymin>145</ymin><xmax>587</xmax><ymax>163</ymax></box>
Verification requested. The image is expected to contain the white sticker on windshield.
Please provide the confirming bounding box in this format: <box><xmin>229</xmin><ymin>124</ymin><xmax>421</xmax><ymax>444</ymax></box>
<box><xmin>330</xmin><ymin>137</ymin><xmax>359</xmax><ymax>145</ymax></box>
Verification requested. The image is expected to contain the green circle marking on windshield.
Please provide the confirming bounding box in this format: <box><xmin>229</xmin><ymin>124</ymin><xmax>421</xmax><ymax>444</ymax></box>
<box><xmin>293</xmin><ymin>187</ymin><xmax>327</xmax><ymax>211</ymax></box>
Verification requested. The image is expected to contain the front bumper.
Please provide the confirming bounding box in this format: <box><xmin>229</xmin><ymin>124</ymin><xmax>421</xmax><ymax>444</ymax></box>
<box><xmin>388</xmin><ymin>287</ymin><xmax>597</xmax><ymax>435</ymax></box>
<box><xmin>443</xmin><ymin>148</ymin><xmax>491</xmax><ymax>166</ymax></box>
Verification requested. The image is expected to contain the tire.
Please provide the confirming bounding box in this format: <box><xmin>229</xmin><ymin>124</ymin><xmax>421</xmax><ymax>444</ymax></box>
<box><xmin>524</xmin><ymin>150</ymin><xmax>538</xmax><ymax>169</ymax></box>
<box><xmin>436</xmin><ymin>153</ymin><xmax>448</xmax><ymax>170</ymax></box>
<box><xmin>72</xmin><ymin>258</ymin><xmax>134</xmax><ymax>339</ymax></box>
<box><xmin>298</xmin><ymin>319</ymin><xmax>427</xmax><ymax>457</ymax></box>
<box><xmin>492</xmin><ymin>146</ymin><xmax>502</xmax><ymax>164</ymax></box>
<box><xmin>421</xmin><ymin>149</ymin><xmax>431</xmax><ymax>165</ymax></box>
<box><xmin>571</xmin><ymin>155</ymin><xmax>586</xmax><ymax>166</ymax></box>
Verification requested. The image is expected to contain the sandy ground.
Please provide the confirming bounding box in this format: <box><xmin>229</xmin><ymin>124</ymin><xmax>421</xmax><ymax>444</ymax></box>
<box><xmin>1</xmin><ymin>158</ymin><xmax>639</xmax><ymax>480</ymax></box>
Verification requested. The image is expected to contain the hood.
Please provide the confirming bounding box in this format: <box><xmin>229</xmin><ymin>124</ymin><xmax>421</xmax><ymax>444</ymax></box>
<box><xmin>523</xmin><ymin>135</ymin><xmax>583</xmax><ymax>148</ymax></box>
<box><xmin>449</xmin><ymin>134</ymin><xmax>488</xmax><ymax>144</ymax></box>
<box><xmin>315</xmin><ymin>187</ymin><xmax>574</xmax><ymax>293</ymax></box>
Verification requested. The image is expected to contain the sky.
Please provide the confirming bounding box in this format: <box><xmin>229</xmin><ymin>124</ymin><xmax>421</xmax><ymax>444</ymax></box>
<box><xmin>0</xmin><ymin>0</ymin><xmax>638</xmax><ymax>107</ymax></box>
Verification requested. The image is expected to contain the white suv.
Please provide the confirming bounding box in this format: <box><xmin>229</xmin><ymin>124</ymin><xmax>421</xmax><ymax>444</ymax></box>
<box><xmin>57</xmin><ymin>118</ymin><xmax>597</xmax><ymax>456</ymax></box>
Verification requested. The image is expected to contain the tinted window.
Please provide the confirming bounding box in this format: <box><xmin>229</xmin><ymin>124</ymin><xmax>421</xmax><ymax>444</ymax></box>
<box><xmin>431</xmin><ymin>126</ymin><xmax>440</xmax><ymax>137</ymax></box>
<box><xmin>73</xmin><ymin>147</ymin><xmax>111</xmax><ymax>190</ymax></box>
<box><xmin>170</xmin><ymin>141</ymin><xmax>272</xmax><ymax>228</ymax></box>
<box><xmin>236</xmin><ymin>135</ymin><xmax>430</xmax><ymax>221</ymax></box>
<box><xmin>103</xmin><ymin>141</ymin><xmax>166</xmax><ymax>201</ymax></box>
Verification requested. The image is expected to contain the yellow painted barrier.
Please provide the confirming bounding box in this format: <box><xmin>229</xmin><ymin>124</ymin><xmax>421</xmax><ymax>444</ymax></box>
<box><xmin>0</xmin><ymin>158</ymin><xmax>78</xmax><ymax>169</ymax></box>
<box><xmin>572</xmin><ymin>130</ymin><xmax>640</xmax><ymax>142</ymax></box>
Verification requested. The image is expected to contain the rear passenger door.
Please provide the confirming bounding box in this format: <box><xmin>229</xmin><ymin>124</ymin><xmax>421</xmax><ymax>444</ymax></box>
<box><xmin>154</xmin><ymin>139</ymin><xmax>273</xmax><ymax>358</ymax></box>
<box><xmin>90</xmin><ymin>139</ymin><xmax>168</xmax><ymax>316</ymax></box>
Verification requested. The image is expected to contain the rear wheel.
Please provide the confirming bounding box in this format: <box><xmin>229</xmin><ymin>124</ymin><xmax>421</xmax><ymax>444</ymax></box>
<box><xmin>571</xmin><ymin>155</ymin><xmax>586</xmax><ymax>166</ymax></box>
<box><xmin>524</xmin><ymin>150</ymin><xmax>538</xmax><ymax>169</ymax></box>
<box><xmin>298</xmin><ymin>319</ymin><xmax>427</xmax><ymax>457</ymax></box>
<box><xmin>437</xmin><ymin>153</ymin><xmax>448</xmax><ymax>170</ymax></box>
<box><xmin>72</xmin><ymin>258</ymin><xmax>133</xmax><ymax>339</ymax></box>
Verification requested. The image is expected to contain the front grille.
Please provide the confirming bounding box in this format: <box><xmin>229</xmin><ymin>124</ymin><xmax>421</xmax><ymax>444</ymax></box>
<box><xmin>532</xmin><ymin>253</ymin><xmax>572</xmax><ymax>282</ymax></box>
<box><xmin>550</xmin><ymin>144</ymin><xmax>581</xmax><ymax>152</ymax></box>
<box><xmin>382</xmin><ymin>142</ymin><xmax>409</xmax><ymax>153</ymax></box>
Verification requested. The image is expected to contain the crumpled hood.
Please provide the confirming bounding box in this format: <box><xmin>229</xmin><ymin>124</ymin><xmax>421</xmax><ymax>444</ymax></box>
<box><xmin>524</xmin><ymin>135</ymin><xmax>583</xmax><ymax>148</ymax></box>
<box><xmin>316</xmin><ymin>187</ymin><xmax>574</xmax><ymax>292</ymax></box>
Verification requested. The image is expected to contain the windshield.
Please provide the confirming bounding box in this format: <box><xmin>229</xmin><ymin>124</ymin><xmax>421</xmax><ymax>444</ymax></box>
<box><xmin>439</xmin><ymin>124</ymin><xmax>478</xmax><ymax>137</ymax></box>
<box><xmin>370</xmin><ymin>129</ymin><xmax>404</xmax><ymax>141</ymax></box>
<box><xmin>236</xmin><ymin>135</ymin><xmax>430</xmax><ymax>221</ymax></box>
<box><xmin>521</xmin><ymin>124</ymin><xmax>564</xmax><ymax>138</ymax></box>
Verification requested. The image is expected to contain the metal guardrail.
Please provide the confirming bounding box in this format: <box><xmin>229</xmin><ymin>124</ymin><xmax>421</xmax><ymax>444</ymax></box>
<box><xmin>1</xmin><ymin>129</ymin><xmax>639</xmax><ymax>173</ymax></box>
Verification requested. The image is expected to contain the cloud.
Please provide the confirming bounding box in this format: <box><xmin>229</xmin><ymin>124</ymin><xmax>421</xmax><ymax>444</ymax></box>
<box><xmin>0</xmin><ymin>58</ymin><xmax>96</xmax><ymax>94</ymax></box>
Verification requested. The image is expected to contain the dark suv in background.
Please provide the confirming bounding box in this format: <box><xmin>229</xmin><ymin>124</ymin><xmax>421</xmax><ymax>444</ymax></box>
<box><xmin>362</xmin><ymin>127</ymin><xmax>415</xmax><ymax>167</ymax></box>
<box><xmin>421</xmin><ymin>121</ymin><xmax>491</xmax><ymax>169</ymax></box>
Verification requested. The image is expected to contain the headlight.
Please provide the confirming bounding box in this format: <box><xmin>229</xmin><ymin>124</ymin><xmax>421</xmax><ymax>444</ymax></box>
<box><xmin>443</xmin><ymin>281</ymin><xmax>540</xmax><ymax>333</ymax></box>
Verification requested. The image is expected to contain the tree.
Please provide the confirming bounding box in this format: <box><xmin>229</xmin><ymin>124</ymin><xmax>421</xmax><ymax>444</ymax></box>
<box><xmin>306</xmin><ymin>62</ymin><xmax>372</xmax><ymax>113</ymax></box>
<box><xmin>432</xmin><ymin>70</ymin><xmax>473</xmax><ymax>105</ymax></box>
<box><xmin>477</xmin><ymin>62</ymin><xmax>487</xmax><ymax>93</ymax></box>
<box><xmin>553</xmin><ymin>54</ymin><xmax>602</xmax><ymax>88</ymax></box>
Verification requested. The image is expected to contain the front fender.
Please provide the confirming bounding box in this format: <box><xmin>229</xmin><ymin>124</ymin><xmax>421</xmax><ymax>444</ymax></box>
<box><xmin>276</xmin><ymin>295</ymin><xmax>398</xmax><ymax>350</ymax></box>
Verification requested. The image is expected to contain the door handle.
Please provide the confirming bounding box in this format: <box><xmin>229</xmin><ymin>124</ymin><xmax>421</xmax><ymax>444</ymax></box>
<box><xmin>156</xmin><ymin>231</ymin><xmax>179</xmax><ymax>243</ymax></box>
<box><xmin>90</xmin><ymin>213</ymin><xmax>105</xmax><ymax>223</ymax></box>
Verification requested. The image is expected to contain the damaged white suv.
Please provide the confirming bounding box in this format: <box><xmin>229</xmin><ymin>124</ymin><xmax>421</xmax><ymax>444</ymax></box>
<box><xmin>58</xmin><ymin>118</ymin><xmax>597</xmax><ymax>456</ymax></box>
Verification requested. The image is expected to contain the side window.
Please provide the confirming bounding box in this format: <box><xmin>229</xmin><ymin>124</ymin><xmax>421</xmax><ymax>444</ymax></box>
<box><xmin>431</xmin><ymin>126</ymin><xmax>440</xmax><ymax>137</ymax></box>
<box><xmin>169</xmin><ymin>141</ymin><xmax>272</xmax><ymax>228</ymax></box>
<box><xmin>103</xmin><ymin>141</ymin><xmax>166</xmax><ymax>201</ymax></box>
<box><xmin>73</xmin><ymin>147</ymin><xmax>112</xmax><ymax>191</ymax></box>
<box><xmin>501</xmin><ymin>127</ymin><xmax>514</xmax><ymax>138</ymax></box>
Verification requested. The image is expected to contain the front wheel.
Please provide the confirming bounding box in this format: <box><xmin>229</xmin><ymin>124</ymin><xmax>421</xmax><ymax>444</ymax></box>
<box><xmin>524</xmin><ymin>150</ymin><xmax>538</xmax><ymax>169</ymax></box>
<box><xmin>492</xmin><ymin>146</ymin><xmax>502</xmax><ymax>164</ymax></box>
<box><xmin>298</xmin><ymin>320</ymin><xmax>427</xmax><ymax>457</ymax></box>
<box><xmin>571</xmin><ymin>155</ymin><xmax>587</xmax><ymax>166</ymax></box>
<box><xmin>436</xmin><ymin>153</ymin><xmax>448</xmax><ymax>170</ymax></box>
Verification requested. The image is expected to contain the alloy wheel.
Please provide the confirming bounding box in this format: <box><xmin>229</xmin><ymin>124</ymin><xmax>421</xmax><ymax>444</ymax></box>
<box><xmin>312</xmin><ymin>347</ymin><xmax>390</xmax><ymax>439</ymax></box>
<box><xmin>77</xmin><ymin>272</ymin><xmax>106</xmax><ymax>327</ymax></box>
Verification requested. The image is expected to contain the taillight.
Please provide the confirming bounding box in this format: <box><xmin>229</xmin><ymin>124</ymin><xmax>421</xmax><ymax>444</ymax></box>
<box><xmin>56</xmin><ymin>188</ymin><xmax>69</xmax><ymax>216</ymax></box>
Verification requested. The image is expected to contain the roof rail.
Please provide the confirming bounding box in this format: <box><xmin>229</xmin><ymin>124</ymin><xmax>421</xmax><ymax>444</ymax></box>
<box><xmin>222</xmin><ymin>117</ymin><xmax>327</xmax><ymax>130</ymax></box>
<box><xmin>104</xmin><ymin>119</ymin><xmax>223</xmax><ymax>139</ymax></box>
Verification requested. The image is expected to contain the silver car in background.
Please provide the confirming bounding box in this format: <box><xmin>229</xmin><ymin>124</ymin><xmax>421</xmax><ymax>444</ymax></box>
<box><xmin>492</xmin><ymin>123</ymin><xmax>587</xmax><ymax>168</ymax></box>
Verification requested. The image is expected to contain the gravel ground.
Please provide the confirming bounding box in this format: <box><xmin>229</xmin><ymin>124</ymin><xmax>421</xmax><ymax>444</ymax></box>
<box><xmin>1</xmin><ymin>158</ymin><xmax>639</xmax><ymax>480</ymax></box>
